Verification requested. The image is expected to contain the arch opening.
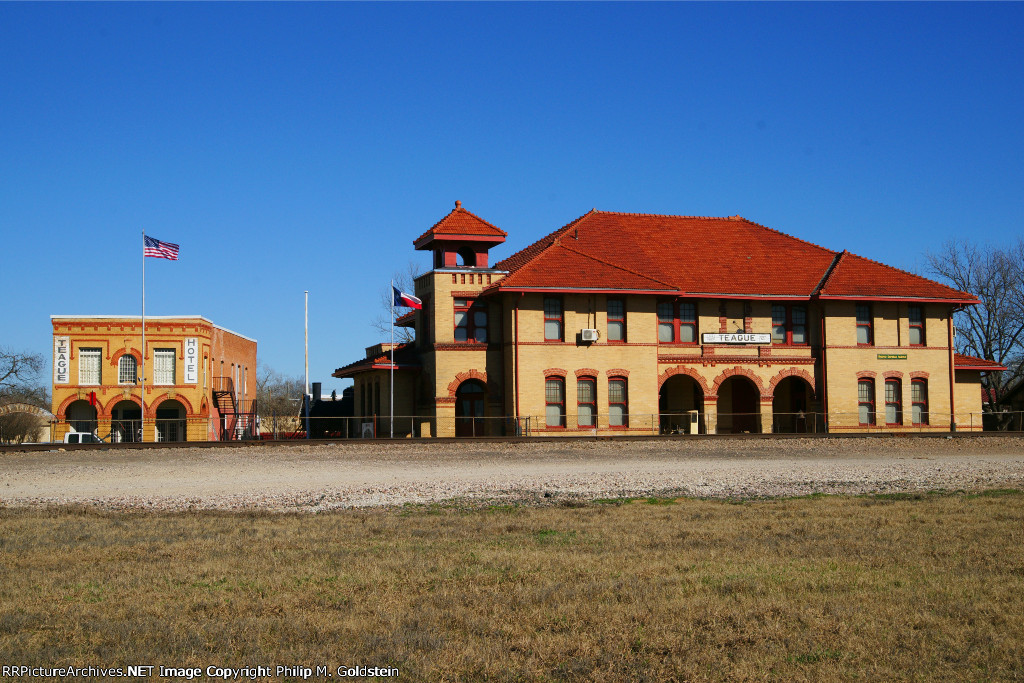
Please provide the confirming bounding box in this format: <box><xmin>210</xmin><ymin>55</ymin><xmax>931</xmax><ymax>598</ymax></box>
<box><xmin>772</xmin><ymin>376</ymin><xmax>814</xmax><ymax>434</ymax></box>
<box><xmin>155</xmin><ymin>399</ymin><xmax>186</xmax><ymax>442</ymax></box>
<box><xmin>659</xmin><ymin>375</ymin><xmax>705</xmax><ymax>434</ymax></box>
<box><xmin>110</xmin><ymin>400</ymin><xmax>142</xmax><ymax>443</ymax></box>
<box><xmin>717</xmin><ymin>376</ymin><xmax>761</xmax><ymax>434</ymax></box>
<box><xmin>66</xmin><ymin>400</ymin><xmax>98</xmax><ymax>435</ymax></box>
<box><xmin>455</xmin><ymin>379</ymin><xmax>486</xmax><ymax>437</ymax></box>
<box><xmin>456</xmin><ymin>247</ymin><xmax>477</xmax><ymax>267</ymax></box>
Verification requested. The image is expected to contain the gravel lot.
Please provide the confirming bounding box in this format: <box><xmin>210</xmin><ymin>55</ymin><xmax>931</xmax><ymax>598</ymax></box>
<box><xmin>2</xmin><ymin>436</ymin><xmax>1024</xmax><ymax>511</ymax></box>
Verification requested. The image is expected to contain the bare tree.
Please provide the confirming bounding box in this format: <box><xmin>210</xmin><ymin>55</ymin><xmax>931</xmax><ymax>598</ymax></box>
<box><xmin>925</xmin><ymin>240</ymin><xmax>1024</xmax><ymax>421</ymax></box>
<box><xmin>371</xmin><ymin>260</ymin><xmax>423</xmax><ymax>344</ymax></box>
<box><xmin>255</xmin><ymin>361</ymin><xmax>305</xmax><ymax>420</ymax></box>
<box><xmin>0</xmin><ymin>349</ymin><xmax>49</xmax><ymax>444</ymax></box>
<box><xmin>0</xmin><ymin>348</ymin><xmax>43</xmax><ymax>393</ymax></box>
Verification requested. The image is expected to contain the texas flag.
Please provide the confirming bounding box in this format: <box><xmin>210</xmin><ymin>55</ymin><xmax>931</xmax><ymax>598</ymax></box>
<box><xmin>393</xmin><ymin>287</ymin><xmax>422</xmax><ymax>309</ymax></box>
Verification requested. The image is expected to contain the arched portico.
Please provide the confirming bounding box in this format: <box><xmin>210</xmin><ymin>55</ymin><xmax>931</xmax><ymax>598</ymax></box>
<box><xmin>717</xmin><ymin>376</ymin><xmax>761</xmax><ymax>433</ymax></box>
<box><xmin>772</xmin><ymin>375</ymin><xmax>815</xmax><ymax>433</ymax></box>
<box><xmin>65</xmin><ymin>400</ymin><xmax>98</xmax><ymax>434</ymax></box>
<box><xmin>154</xmin><ymin>399</ymin><xmax>186</xmax><ymax>442</ymax></box>
<box><xmin>659</xmin><ymin>374</ymin><xmax>705</xmax><ymax>434</ymax></box>
<box><xmin>110</xmin><ymin>399</ymin><xmax>142</xmax><ymax>442</ymax></box>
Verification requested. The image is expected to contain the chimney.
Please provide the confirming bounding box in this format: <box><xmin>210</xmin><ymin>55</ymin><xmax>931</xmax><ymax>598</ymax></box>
<box><xmin>312</xmin><ymin>382</ymin><xmax>322</xmax><ymax>403</ymax></box>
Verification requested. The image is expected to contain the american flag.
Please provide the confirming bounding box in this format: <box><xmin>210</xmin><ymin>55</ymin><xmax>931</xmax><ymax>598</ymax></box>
<box><xmin>144</xmin><ymin>235</ymin><xmax>180</xmax><ymax>260</ymax></box>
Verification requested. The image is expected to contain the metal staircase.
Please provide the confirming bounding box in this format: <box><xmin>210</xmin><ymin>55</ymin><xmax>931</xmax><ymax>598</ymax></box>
<box><xmin>212</xmin><ymin>376</ymin><xmax>258</xmax><ymax>440</ymax></box>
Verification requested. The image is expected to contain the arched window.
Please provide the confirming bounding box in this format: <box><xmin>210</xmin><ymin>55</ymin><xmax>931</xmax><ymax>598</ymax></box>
<box><xmin>609</xmin><ymin>377</ymin><xmax>628</xmax><ymax>427</ymax></box>
<box><xmin>577</xmin><ymin>377</ymin><xmax>596</xmax><ymax>427</ymax></box>
<box><xmin>858</xmin><ymin>379</ymin><xmax>875</xmax><ymax>425</ymax></box>
<box><xmin>912</xmin><ymin>379</ymin><xmax>929</xmax><ymax>425</ymax></box>
<box><xmin>118</xmin><ymin>354</ymin><xmax>138</xmax><ymax>384</ymax></box>
<box><xmin>545</xmin><ymin>377</ymin><xmax>565</xmax><ymax>428</ymax></box>
<box><xmin>885</xmin><ymin>379</ymin><xmax>902</xmax><ymax>426</ymax></box>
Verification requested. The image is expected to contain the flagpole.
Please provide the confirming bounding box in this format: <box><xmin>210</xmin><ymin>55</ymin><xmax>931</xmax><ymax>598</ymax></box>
<box><xmin>141</xmin><ymin>230</ymin><xmax>146</xmax><ymax>443</ymax></box>
<box><xmin>390</xmin><ymin>280</ymin><xmax>394</xmax><ymax>438</ymax></box>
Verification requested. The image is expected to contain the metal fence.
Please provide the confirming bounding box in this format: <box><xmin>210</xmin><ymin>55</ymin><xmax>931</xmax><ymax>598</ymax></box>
<box><xmin>13</xmin><ymin>411</ymin><xmax>1024</xmax><ymax>445</ymax></box>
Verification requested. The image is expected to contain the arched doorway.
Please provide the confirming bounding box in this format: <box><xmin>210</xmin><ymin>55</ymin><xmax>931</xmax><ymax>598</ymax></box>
<box><xmin>155</xmin><ymin>399</ymin><xmax>186</xmax><ymax>442</ymax></box>
<box><xmin>455</xmin><ymin>379</ymin><xmax>486</xmax><ymax>437</ymax></box>
<box><xmin>659</xmin><ymin>374</ymin><xmax>705</xmax><ymax>434</ymax></box>
<box><xmin>717</xmin><ymin>376</ymin><xmax>761</xmax><ymax>434</ymax></box>
<box><xmin>110</xmin><ymin>400</ymin><xmax>142</xmax><ymax>442</ymax></box>
<box><xmin>66</xmin><ymin>400</ymin><xmax>97</xmax><ymax>435</ymax></box>
<box><xmin>772</xmin><ymin>376</ymin><xmax>814</xmax><ymax>433</ymax></box>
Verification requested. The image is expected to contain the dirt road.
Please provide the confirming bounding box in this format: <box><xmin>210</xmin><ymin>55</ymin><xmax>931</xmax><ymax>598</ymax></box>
<box><xmin>2</xmin><ymin>437</ymin><xmax>1023</xmax><ymax>511</ymax></box>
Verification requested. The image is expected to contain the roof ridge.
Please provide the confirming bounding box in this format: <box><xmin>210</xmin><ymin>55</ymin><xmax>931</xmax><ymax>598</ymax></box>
<box><xmin>592</xmin><ymin>210</ymin><xmax>840</xmax><ymax>257</ymax></box>
<box><xmin>593</xmin><ymin>209</ymin><xmax>738</xmax><ymax>220</ymax></box>
<box><xmin>494</xmin><ymin>209</ymin><xmax>596</xmax><ymax>272</ymax></box>
<box><xmin>435</xmin><ymin>205</ymin><xmax>507</xmax><ymax>236</ymax></box>
<box><xmin>556</xmin><ymin>241</ymin><xmax>678</xmax><ymax>290</ymax></box>
<box><xmin>733</xmin><ymin>216</ymin><xmax>840</xmax><ymax>258</ymax></box>
<box><xmin>816</xmin><ymin>250</ymin><xmax>849</xmax><ymax>295</ymax></box>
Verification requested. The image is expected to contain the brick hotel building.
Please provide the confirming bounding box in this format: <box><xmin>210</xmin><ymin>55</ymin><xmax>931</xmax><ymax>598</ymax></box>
<box><xmin>335</xmin><ymin>203</ymin><xmax>1003</xmax><ymax>437</ymax></box>
<box><xmin>51</xmin><ymin>315</ymin><xmax>257</xmax><ymax>442</ymax></box>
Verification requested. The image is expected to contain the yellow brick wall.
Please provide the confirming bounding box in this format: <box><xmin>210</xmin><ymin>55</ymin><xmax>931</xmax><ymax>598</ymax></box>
<box><xmin>395</xmin><ymin>268</ymin><xmax>975</xmax><ymax>436</ymax></box>
<box><xmin>823</xmin><ymin>302</ymin><xmax>954</xmax><ymax>431</ymax></box>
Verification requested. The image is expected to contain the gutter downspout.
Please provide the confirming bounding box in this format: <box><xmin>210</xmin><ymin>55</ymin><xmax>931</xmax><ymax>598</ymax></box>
<box><xmin>514</xmin><ymin>293</ymin><xmax>522</xmax><ymax>432</ymax></box>
<box><xmin>948</xmin><ymin>309</ymin><xmax>957</xmax><ymax>432</ymax></box>
<box><xmin>820</xmin><ymin>309</ymin><xmax>828</xmax><ymax>434</ymax></box>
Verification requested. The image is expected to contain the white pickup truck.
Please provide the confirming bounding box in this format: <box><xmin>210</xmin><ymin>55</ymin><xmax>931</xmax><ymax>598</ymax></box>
<box><xmin>62</xmin><ymin>431</ymin><xmax>108</xmax><ymax>444</ymax></box>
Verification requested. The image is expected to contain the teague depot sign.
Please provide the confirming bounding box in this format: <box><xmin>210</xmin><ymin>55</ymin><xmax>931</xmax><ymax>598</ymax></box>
<box><xmin>701</xmin><ymin>333</ymin><xmax>771</xmax><ymax>345</ymax></box>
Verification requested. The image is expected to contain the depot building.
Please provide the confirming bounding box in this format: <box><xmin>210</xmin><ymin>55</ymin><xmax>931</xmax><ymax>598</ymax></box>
<box><xmin>51</xmin><ymin>315</ymin><xmax>257</xmax><ymax>442</ymax></box>
<box><xmin>335</xmin><ymin>202</ymin><xmax>1003</xmax><ymax>436</ymax></box>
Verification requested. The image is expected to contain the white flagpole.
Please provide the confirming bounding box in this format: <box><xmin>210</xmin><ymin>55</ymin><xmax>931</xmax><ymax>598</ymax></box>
<box><xmin>390</xmin><ymin>280</ymin><xmax>394</xmax><ymax>438</ymax></box>
<box><xmin>141</xmin><ymin>230</ymin><xmax>146</xmax><ymax>443</ymax></box>
<box><xmin>304</xmin><ymin>290</ymin><xmax>310</xmax><ymax>440</ymax></box>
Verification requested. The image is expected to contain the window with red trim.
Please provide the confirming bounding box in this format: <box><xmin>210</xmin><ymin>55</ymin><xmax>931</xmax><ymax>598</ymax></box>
<box><xmin>885</xmin><ymin>379</ymin><xmax>902</xmax><ymax>426</ymax></box>
<box><xmin>912</xmin><ymin>379</ymin><xmax>929</xmax><ymax>425</ymax></box>
<box><xmin>454</xmin><ymin>298</ymin><xmax>487</xmax><ymax>343</ymax></box>
<box><xmin>607</xmin><ymin>299</ymin><xmax>625</xmax><ymax>342</ymax></box>
<box><xmin>856</xmin><ymin>304</ymin><xmax>873</xmax><ymax>345</ymax></box>
<box><xmin>545</xmin><ymin>377</ymin><xmax>565</xmax><ymax>427</ymax></box>
<box><xmin>544</xmin><ymin>297</ymin><xmax>563</xmax><ymax>341</ymax></box>
<box><xmin>657</xmin><ymin>301</ymin><xmax>697</xmax><ymax>343</ymax></box>
<box><xmin>858</xmin><ymin>379</ymin><xmax>875</xmax><ymax>425</ymax></box>
<box><xmin>909</xmin><ymin>305</ymin><xmax>925</xmax><ymax>346</ymax></box>
<box><xmin>771</xmin><ymin>304</ymin><xmax>808</xmax><ymax>345</ymax></box>
<box><xmin>577</xmin><ymin>377</ymin><xmax>596</xmax><ymax>427</ymax></box>
<box><xmin>608</xmin><ymin>377</ymin><xmax>628</xmax><ymax>427</ymax></box>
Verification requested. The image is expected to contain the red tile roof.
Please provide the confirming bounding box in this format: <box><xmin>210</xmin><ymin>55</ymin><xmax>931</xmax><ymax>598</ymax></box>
<box><xmin>332</xmin><ymin>343</ymin><xmax>420</xmax><ymax>378</ymax></box>
<box><xmin>492</xmin><ymin>210</ymin><xmax>978</xmax><ymax>302</ymax></box>
<box><xmin>954</xmin><ymin>353</ymin><xmax>1007</xmax><ymax>371</ymax></box>
<box><xmin>414</xmin><ymin>201</ymin><xmax>507</xmax><ymax>248</ymax></box>
<box><xmin>819</xmin><ymin>251</ymin><xmax>977</xmax><ymax>302</ymax></box>
<box><xmin>395</xmin><ymin>311</ymin><xmax>416</xmax><ymax>327</ymax></box>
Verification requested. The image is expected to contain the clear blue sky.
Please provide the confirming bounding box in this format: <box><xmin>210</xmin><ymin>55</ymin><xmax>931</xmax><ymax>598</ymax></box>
<box><xmin>2</xmin><ymin>2</ymin><xmax>1022</xmax><ymax>395</ymax></box>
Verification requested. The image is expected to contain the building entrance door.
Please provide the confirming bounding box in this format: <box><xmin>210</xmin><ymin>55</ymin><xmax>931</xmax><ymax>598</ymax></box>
<box><xmin>455</xmin><ymin>380</ymin><xmax>486</xmax><ymax>437</ymax></box>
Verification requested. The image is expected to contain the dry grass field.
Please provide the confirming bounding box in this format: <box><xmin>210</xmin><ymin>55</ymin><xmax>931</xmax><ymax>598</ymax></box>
<box><xmin>2</xmin><ymin>490</ymin><xmax>1023</xmax><ymax>681</ymax></box>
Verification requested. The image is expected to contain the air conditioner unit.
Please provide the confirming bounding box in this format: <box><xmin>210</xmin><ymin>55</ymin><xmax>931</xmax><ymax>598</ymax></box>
<box><xmin>581</xmin><ymin>328</ymin><xmax>599</xmax><ymax>342</ymax></box>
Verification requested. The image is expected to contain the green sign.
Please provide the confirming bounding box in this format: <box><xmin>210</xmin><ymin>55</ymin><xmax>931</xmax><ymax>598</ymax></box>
<box><xmin>877</xmin><ymin>353</ymin><xmax>908</xmax><ymax>360</ymax></box>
